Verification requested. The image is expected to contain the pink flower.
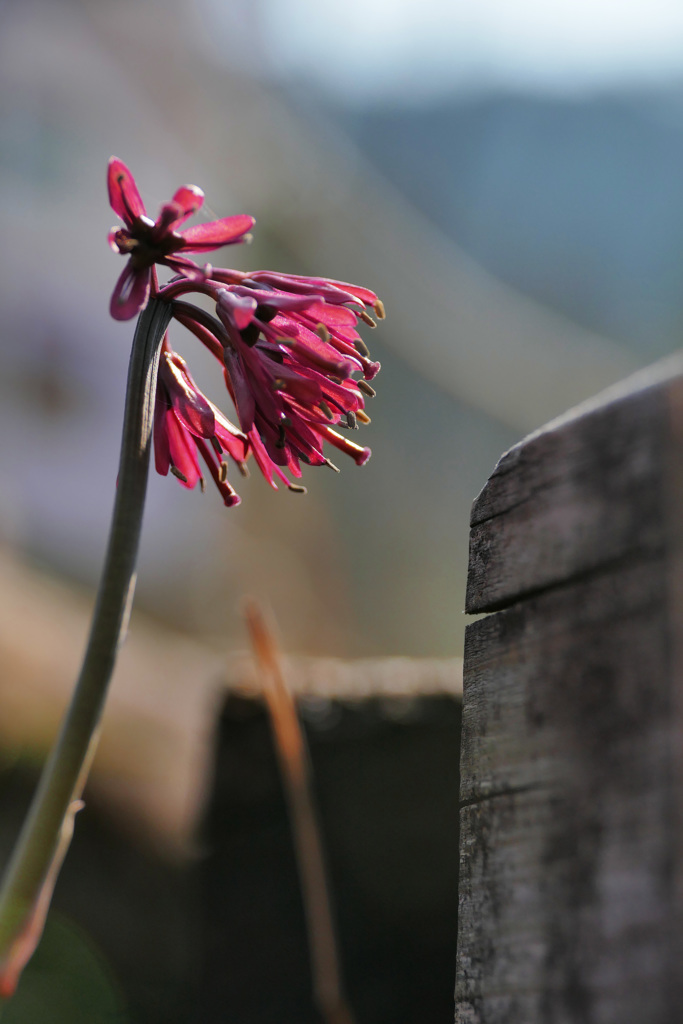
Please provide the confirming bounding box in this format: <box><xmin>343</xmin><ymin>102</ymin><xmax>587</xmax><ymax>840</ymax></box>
<box><xmin>168</xmin><ymin>277</ymin><xmax>379</xmax><ymax>489</ymax></box>
<box><xmin>107</xmin><ymin>159</ymin><xmax>384</xmax><ymax>505</ymax></box>
<box><xmin>154</xmin><ymin>341</ymin><xmax>249</xmax><ymax>507</ymax></box>
<box><xmin>108</xmin><ymin>157</ymin><xmax>254</xmax><ymax>321</ymax></box>
<box><xmin>209</xmin><ymin>268</ymin><xmax>383</xmax><ymax>381</ymax></box>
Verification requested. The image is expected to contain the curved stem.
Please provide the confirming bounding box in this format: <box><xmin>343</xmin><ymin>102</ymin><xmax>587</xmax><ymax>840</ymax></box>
<box><xmin>0</xmin><ymin>298</ymin><xmax>172</xmax><ymax>964</ymax></box>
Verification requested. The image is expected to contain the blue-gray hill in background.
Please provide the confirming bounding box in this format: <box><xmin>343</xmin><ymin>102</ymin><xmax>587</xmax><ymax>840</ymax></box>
<box><xmin>333</xmin><ymin>88</ymin><xmax>683</xmax><ymax>359</ymax></box>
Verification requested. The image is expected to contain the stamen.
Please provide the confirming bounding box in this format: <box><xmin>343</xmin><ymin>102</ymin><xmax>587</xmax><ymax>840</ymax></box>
<box><xmin>359</xmin><ymin>310</ymin><xmax>376</xmax><ymax>328</ymax></box>
<box><xmin>356</xmin><ymin>409</ymin><xmax>371</xmax><ymax>424</ymax></box>
<box><xmin>354</xmin><ymin>338</ymin><xmax>370</xmax><ymax>358</ymax></box>
<box><xmin>115</xmin><ymin>233</ymin><xmax>138</xmax><ymax>254</ymax></box>
<box><xmin>374</xmin><ymin>299</ymin><xmax>386</xmax><ymax>319</ymax></box>
<box><xmin>170</xmin><ymin>466</ymin><xmax>188</xmax><ymax>483</ymax></box>
<box><xmin>288</xmin><ymin>483</ymin><xmax>308</xmax><ymax>494</ymax></box>
<box><xmin>358</xmin><ymin>380</ymin><xmax>376</xmax><ymax>397</ymax></box>
<box><xmin>219</xmin><ymin>461</ymin><xmax>229</xmax><ymax>484</ymax></box>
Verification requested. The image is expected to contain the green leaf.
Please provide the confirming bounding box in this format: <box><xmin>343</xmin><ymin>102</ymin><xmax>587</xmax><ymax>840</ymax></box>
<box><xmin>0</xmin><ymin>913</ymin><xmax>126</xmax><ymax>1024</ymax></box>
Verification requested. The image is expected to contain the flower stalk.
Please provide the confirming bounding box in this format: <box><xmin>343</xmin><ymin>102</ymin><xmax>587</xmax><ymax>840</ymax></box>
<box><xmin>0</xmin><ymin>298</ymin><xmax>172</xmax><ymax>995</ymax></box>
<box><xmin>0</xmin><ymin>154</ymin><xmax>383</xmax><ymax>998</ymax></box>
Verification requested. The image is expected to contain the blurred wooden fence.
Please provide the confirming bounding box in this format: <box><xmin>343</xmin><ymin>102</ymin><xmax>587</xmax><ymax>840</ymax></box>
<box><xmin>456</xmin><ymin>353</ymin><xmax>683</xmax><ymax>1022</ymax></box>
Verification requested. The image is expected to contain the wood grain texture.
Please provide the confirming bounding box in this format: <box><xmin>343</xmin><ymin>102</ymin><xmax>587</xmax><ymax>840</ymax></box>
<box><xmin>466</xmin><ymin>354</ymin><xmax>683</xmax><ymax>614</ymax></box>
<box><xmin>456</xmin><ymin>358</ymin><xmax>683</xmax><ymax>1023</ymax></box>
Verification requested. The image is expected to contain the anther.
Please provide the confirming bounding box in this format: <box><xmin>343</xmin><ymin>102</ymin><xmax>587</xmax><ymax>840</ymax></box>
<box><xmin>354</xmin><ymin>338</ymin><xmax>370</xmax><ymax>358</ymax></box>
<box><xmin>200</xmin><ymin>477</ymin><xmax>206</xmax><ymax>493</ymax></box>
<box><xmin>238</xmin><ymin>461</ymin><xmax>250</xmax><ymax>478</ymax></box>
<box><xmin>319</xmin><ymin>401</ymin><xmax>334</xmax><ymax>420</ymax></box>
<box><xmin>346</xmin><ymin>411</ymin><xmax>358</xmax><ymax>430</ymax></box>
<box><xmin>359</xmin><ymin>310</ymin><xmax>376</xmax><ymax>328</ymax></box>
<box><xmin>325</xmin><ymin>458</ymin><xmax>341</xmax><ymax>473</ymax></box>
<box><xmin>276</xmin><ymin>425</ymin><xmax>287</xmax><ymax>449</ymax></box>
<box><xmin>211</xmin><ymin>436</ymin><xmax>223</xmax><ymax>455</ymax></box>
<box><xmin>288</xmin><ymin>483</ymin><xmax>308</xmax><ymax>494</ymax></box>
<box><xmin>374</xmin><ymin>299</ymin><xmax>386</xmax><ymax>319</ymax></box>
<box><xmin>356</xmin><ymin>409</ymin><xmax>371</xmax><ymax>424</ymax></box>
<box><xmin>358</xmin><ymin>380</ymin><xmax>376</xmax><ymax>397</ymax></box>
<box><xmin>316</xmin><ymin>324</ymin><xmax>330</xmax><ymax>343</ymax></box>
<box><xmin>170</xmin><ymin>466</ymin><xmax>188</xmax><ymax>483</ymax></box>
<box><xmin>219</xmin><ymin>461</ymin><xmax>229</xmax><ymax>484</ymax></box>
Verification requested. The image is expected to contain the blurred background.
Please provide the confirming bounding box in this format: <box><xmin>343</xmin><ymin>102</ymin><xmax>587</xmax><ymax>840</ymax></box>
<box><xmin>6</xmin><ymin>0</ymin><xmax>677</xmax><ymax>661</ymax></box>
<box><xmin>2</xmin><ymin>0</ymin><xmax>683</xmax><ymax>1019</ymax></box>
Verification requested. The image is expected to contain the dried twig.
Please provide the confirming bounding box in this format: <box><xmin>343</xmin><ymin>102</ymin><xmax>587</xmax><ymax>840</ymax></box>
<box><xmin>245</xmin><ymin>599</ymin><xmax>356</xmax><ymax>1024</ymax></box>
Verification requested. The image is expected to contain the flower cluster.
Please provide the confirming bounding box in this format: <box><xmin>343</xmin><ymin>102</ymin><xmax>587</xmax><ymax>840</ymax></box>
<box><xmin>108</xmin><ymin>158</ymin><xmax>383</xmax><ymax>506</ymax></box>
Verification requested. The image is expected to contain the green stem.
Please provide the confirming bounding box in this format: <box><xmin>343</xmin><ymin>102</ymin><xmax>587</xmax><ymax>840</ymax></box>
<box><xmin>0</xmin><ymin>298</ymin><xmax>171</xmax><ymax>958</ymax></box>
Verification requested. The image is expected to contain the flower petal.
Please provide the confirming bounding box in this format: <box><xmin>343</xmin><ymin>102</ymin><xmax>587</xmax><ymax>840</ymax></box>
<box><xmin>247</xmin><ymin>427</ymin><xmax>292</xmax><ymax>490</ymax></box>
<box><xmin>162</xmin><ymin>254</ymin><xmax>206</xmax><ymax>278</ymax></box>
<box><xmin>217</xmin><ymin>289</ymin><xmax>258</xmax><ymax>331</ymax></box>
<box><xmin>281</xmin><ymin>336</ymin><xmax>360</xmax><ymax>378</ymax></box>
<box><xmin>212</xmin><ymin>404</ymin><xmax>249</xmax><ymax>463</ymax></box>
<box><xmin>152</xmin><ymin>188</ymin><xmax>203</xmax><ymax>238</ymax></box>
<box><xmin>305</xmin><ymin>302</ymin><xmax>357</xmax><ymax>328</ymax></box>
<box><xmin>162</xmin><ymin>354</ymin><xmax>215</xmax><ymax>437</ymax></box>
<box><xmin>165</xmin><ymin>413</ymin><xmax>203</xmax><ymax>488</ymax></box>
<box><xmin>109</xmin><ymin>262</ymin><xmax>151</xmax><ymax>320</ymax></box>
<box><xmin>249</xmin><ymin>271</ymin><xmax>376</xmax><ymax>308</ymax></box>
<box><xmin>154</xmin><ymin>398</ymin><xmax>172</xmax><ymax>476</ymax></box>
<box><xmin>108</xmin><ymin>157</ymin><xmax>146</xmax><ymax>226</ymax></box>
<box><xmin>228</xmin><ymin>285</ymin><xmax>324</xmax><ymax>314</ymax></box>
<box><xmin>169</xmin><ymin>185</ymin><xmax>204</xmax><ymax>226</ymax></box>
<box><xmin>223</xmin><ymin>349</ymin><xmax>256</xmax><ymax>431</ymax></box>
<box><xmin>180</xmin><ymin>214</ymin><xmax>255</xmax><ymax>252</ymax></box>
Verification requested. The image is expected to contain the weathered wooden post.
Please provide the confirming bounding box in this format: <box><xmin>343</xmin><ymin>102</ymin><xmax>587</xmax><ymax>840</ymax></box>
<box><xmin>198</xmin><ymin>656</ymin><xmax>462</xmax><ymax>1024</ymax></box>
<box><xmin>456</xmin><ymin>354</ymin><xmax>683</xmax><ymax>1023</ymax></box>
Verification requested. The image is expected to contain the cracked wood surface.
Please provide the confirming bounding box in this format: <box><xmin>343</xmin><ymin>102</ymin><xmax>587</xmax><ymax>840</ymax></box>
<box><xmin>456</xmin><ymin>354</ymin><xmax>683</xmax><ymax>1023</ymax></box>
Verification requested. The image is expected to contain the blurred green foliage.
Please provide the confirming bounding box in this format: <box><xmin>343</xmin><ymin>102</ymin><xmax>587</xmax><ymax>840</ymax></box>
<box><xmin>0</xmin><ymin>914</ymin><xmax>125</xmax><ymax>1024</ymax></box>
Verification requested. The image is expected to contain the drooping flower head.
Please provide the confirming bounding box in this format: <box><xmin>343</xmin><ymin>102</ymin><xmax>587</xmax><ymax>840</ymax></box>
<box><xmin>107</xmin><ymin>158</ymin><xmax>383</xmax><ymax>505</ymax></box>
<box><xmin>213</xmin><ymin>273</ymin><xmax>381</xmax><ymax>484</ymax></box>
